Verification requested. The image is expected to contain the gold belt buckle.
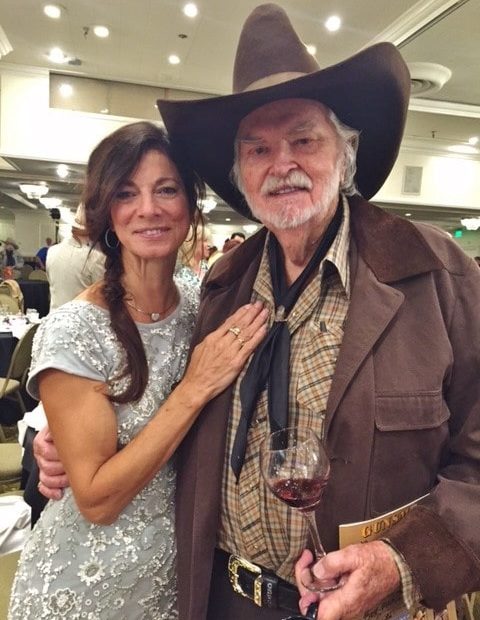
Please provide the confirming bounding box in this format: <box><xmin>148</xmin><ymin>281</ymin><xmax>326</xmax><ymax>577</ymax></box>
<box><xmin>228</xmin><ymin>553</ymin><xmax>263</xmax><ymax>606</ymax></box>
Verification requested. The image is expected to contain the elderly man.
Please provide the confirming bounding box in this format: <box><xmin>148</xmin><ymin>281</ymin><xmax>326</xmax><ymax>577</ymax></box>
<box><xmin>35</xmin><ymin>4</ymin><xmax>480</xmax><ymax>620</ymax></box>
<box><xmin>158</xmin><ymin>4</ymin><xmax>480</xmax><ymax>620</ymax></box>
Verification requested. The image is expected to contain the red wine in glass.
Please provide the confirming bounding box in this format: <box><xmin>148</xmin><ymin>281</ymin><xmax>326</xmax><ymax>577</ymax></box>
<box><xmin>260</xmin><ymin>427</ymin><xmax>342</xmax><ymax>593</ymax></box>
<box><xmin>269</xmin><ymin>476</ymin><xmax>328</xmax><ymax>512</ymax></box>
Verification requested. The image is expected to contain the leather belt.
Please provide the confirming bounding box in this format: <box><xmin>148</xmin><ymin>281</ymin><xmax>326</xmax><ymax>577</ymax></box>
<box><xmin>217</xmin><ymin>548</ymin><xmax>300</xmax><ymax>612</ymax></box>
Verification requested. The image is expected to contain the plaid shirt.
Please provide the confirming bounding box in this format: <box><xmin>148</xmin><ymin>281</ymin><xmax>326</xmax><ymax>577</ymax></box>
<box><xmin>217</xmin><ymin>197</ymin><xmax>421</xmax><ymax>614</ymax></box>
<box><xmin>217</xmin><ymin>199</ymin><xmax>351</xmax><ymax>582</ymax></box>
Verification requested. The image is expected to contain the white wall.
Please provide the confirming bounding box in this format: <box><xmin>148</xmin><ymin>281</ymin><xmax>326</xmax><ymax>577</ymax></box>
<box><xmin>376</xmin><ymin>145</ymin><xmax>480</xmax><ymax>211</ymax></box>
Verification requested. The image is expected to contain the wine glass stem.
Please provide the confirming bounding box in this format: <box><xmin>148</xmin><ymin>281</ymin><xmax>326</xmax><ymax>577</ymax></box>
<box><xmin>302</xmin><ymin>511</ymin><xmax>327</xmax><ymax>560</ymax></box>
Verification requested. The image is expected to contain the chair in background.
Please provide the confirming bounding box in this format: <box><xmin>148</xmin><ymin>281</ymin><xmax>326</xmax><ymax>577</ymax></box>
<box><xmin>19</xmin><ymin>264</ymin><xmax>33</xmax><ymax>280</ymax></box>
<box><xmin>0</xmin><ymin>293</ymin><xmax>20</xmax><ymax>314</ymax></box>
<box><xmin>0</xmin><ymin>279</ymin><xmax>24</xmax><ymax>313</ymax></box>
<box><xmin>28</xmin><ymin>270</ymin><xmax>48</xmax><ymax>282</ymax></box>
<box><xmin>0</xmin><ymin>323</ymin><xmax>39</xmax><ymax>414</ymax></box>
<box><xmin>0</xmin><ymin>425</ymin><xmax>23</xmax><ymax>493</ymax></box>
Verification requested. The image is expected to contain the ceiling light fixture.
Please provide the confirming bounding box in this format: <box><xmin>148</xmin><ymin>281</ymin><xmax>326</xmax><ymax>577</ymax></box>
<box><xmin>408</xmin><ymin>62</ymin><xmax>451</xmax><ymax>96</ymax></box>
<box><xmin>39</xmin><ymin>197</ymin><xmax>62</xmax><ymax>209</ymax></box>
<box><xmin>325</xmin><ymin>15</ymin><xmax>341</xmax><ymax>32</ymax></box>
<box><xmin>200</xmin><ymin>197</ymin><xmax>217</xmax><ymax>213</ymax></box>
<box><xmin>306</xmin><ymin>44</ymin><xmax>317</xmax><ymax>56</ymax></box>
<box><xmin>168</xmin><ymin>54</ymin><xmax>180</xmax><ymax>65</ymax></box>
<box><xmin>243</xmin><ymin>224</ymin><xmax>259</xmax><ymax>234</ymax></box>
<box><xmin>468</xmin><ymin>136</ymin><xmax>479</xmax><ymax>146</ymax></box>
<box><xmin>56</xmin><ymin>164</ymin><xmax>69</xmax><ymax>178</ymax></box>
<box><xmin>59</xmin><ymin>83</ymin><xmax>73</xmax><ymax>97</ymax></box>
<box><xmin>183</xmin><ymin>3</ymin><xmax>198</xmax><ymax>18</ymax></box>
<box><xmin>461</xmin><ymin>217</ymin><xmax>480</xmax><ymax>231</ymax></box>
<box><xmin>43</xmin><ymin>4</ymin><xmax>62</xmax><ymax>19</ymax></box>
<box><xmin>93</xmin><ymin>25</ymin><xmax>110</xmax><ymax>38</ymax></box>
<box><xmin>19</xmin><ymin>183</ymin><xmax>49</xmax><ymax>200</ymax></box>
<box><xmin>48</xmin><ymin>47</ymin><xmax>69</xmax><ymax>63</ymax></box>
<box><xmin>405</xmin><ymin>213</ymin><xmax>412</xmax><ymax>217</ymax></box>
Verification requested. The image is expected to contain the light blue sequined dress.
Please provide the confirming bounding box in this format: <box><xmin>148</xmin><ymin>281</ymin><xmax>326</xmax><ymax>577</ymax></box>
<box><xmin>8</xmin><ymin>277</ymin><xmax>198</xmax><ymax>620</ymax></box>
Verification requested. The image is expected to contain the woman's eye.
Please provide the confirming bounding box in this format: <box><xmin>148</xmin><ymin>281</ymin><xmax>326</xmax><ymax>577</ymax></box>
<box><xmin>156</xmin><ymin>186</ymin><xmax>178</xmax><ymax>196</ymax></box>
<box><xmin>115</xmin><ymin>189</ymin><xmax>135</xmax><ymax>200</ymax></box>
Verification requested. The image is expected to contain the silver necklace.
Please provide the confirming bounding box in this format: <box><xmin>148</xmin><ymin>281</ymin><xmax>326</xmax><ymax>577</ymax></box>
<box><xmin>124</xmin><ymin>291</ymin><xmax>178</xmax><ymax>322</ymax></box>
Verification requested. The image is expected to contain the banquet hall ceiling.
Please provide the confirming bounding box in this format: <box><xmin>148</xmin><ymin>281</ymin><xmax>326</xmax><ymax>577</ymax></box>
<box><xmin>0</xmin><ymin>0</ymin><xmax>479</xmax><ymax>229</ymax></box>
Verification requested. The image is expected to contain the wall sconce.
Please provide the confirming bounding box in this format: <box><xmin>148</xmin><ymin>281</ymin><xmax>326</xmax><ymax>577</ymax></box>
<box><xmin>19</xmin><ymin>183</ymin><xmax>49</xmax><ymax>199</ymax></box>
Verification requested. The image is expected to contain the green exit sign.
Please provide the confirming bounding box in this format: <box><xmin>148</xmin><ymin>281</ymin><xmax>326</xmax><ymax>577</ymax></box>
<box><xmin>453</xmin><ymin>229</ymin><xmax>463</xmax><ymax>238</ymax></box>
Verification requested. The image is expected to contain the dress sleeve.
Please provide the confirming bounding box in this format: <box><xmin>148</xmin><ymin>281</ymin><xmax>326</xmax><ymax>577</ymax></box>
<box><xmin>27</xmin><ymin>305</ymin><xmax>111</xmax><ymax>399</ymax></box>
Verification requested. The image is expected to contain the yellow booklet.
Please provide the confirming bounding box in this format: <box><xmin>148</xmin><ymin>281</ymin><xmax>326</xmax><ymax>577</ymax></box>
<box><xmin>338</xmin><ymin>494</ymin><xmax>429</xmax><ymax>548</ymax></box>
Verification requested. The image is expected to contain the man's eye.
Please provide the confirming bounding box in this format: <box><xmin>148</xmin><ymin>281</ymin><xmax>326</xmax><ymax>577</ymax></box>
<box><xmin>252</xmin><ymin>146</ymin><xmax>267</xmax><ymax>156</ymax></box>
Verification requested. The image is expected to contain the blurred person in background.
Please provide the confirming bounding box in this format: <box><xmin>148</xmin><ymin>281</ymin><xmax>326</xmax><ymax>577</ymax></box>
<box><xmin>177</xmin><ymin>222</ymin><xmax>211</xmax><ymax>284</ymax></box>
<box><xmin>1</xmin><ymin>237</ymin><xmax>24</xmax><ymax>270</ymax></box>
<box><xmin>46</xmin><ymin>204</ymin><xmax>105</xmax><ymax>310</ymax></box>
<box><xmin>35</xmin><ymin>237</ymin><xmax>53</xmax><ymax>270</ymax></box>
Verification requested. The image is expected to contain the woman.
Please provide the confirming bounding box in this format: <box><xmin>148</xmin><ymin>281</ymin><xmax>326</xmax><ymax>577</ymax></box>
<box><xmin>8</xmin><ymin>122</ymin><xmax>267</xmax><ymax>619</ymax></box>
<box><xmin>177</xmin><ymin>223</ymin><xmax>211</xmax><ymax>283</ymax></box>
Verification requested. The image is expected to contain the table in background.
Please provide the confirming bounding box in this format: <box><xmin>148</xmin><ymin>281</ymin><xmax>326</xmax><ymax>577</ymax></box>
<box><xmin>0</xmin><ymin>332</ymin><xmax>16</xmax><ymax>376</ymax></box>
<box><xmin>18</xmin><ymin>280</ymin><xmax>50</xmax><ymax>317</ymax></box>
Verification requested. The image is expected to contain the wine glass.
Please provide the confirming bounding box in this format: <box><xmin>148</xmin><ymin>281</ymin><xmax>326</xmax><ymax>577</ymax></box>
<box><xmin>260</xmin><ymin>426</ymin><xmax>341</xmax><ymax>593</ymax></box>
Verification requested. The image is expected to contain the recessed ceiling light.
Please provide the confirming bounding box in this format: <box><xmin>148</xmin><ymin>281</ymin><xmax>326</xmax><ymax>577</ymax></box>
<box><xmin>225</xmin><ymin>218</ymin><xmax>231</xmax><ymax>222</ymax></box>
<box><xmin>306</xmin><ymin>44</ymin><xmax>317</xmax><ymax>56</ymax></box>
<box><xmin>405</xmin><ymin>213</ymin><xmax>412</xmax><ymax>217</ymax></box>
<box><xmin>59</xmin><ymin>83</ymin><xmax>73</xmax><ymax>97</ymax></box>
<box><xmin>468</xmin><ymin>136</ymin><xmax>479</xmax><ymax>145</ymax></box>
<box><xmin>48</xmin><ymin>47</ymin><xmax>68</xmax><ymax>63</ymax></box>
<box><xmin>447</xmin><ymin>144</ymin><xmax>479</xmax><ymax>155</ymax></box>
<box><xmin>44</xmin><ymin>4</ymin><xmax>62</xmax><ymax>19</ymax></box>
<box><xmin>56</xmin><ymin>164</ymin><xmax>69</xmax><ymax>178</ymax></box>
<box><xmin>100</xmin><ymin>108</ymin><xmax>109</xmax><ymax>114</ymax></box>
<box><xmin>325</xmin><ymin>15</ymin><xmax>341</xmax><ymax>32</ymax></box>
<box><xmin>168</xmin><ymin>54</ymin><xmax>181</xmax><ymax>65</ymax></box>
<box><xmin>93</xmin><ymin>25</ymin><xmax>109</xmax><ymax>38</ymax></box>
<box><xmin>183</xmin><ymin>3</ymin><xmax>198</xmax><ymax>18</ymax></box>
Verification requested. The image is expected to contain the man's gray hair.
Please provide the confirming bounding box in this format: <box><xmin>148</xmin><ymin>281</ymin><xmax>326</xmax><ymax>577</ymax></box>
<box><xmin>230</xmin><ymin>106</ymin><xmax>360</xmax><ymax>197</ymax></box>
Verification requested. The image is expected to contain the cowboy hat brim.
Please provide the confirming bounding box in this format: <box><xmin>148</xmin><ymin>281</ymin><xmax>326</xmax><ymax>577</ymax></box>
<box><xmin>158</xmin><ymin>42</ymin><xmax>410</xmax><ymax>220</ymax></box>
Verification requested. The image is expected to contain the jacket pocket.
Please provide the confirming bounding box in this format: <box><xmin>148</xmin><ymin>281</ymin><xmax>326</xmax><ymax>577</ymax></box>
<box><xmin>368</xmin><ymin>390</ymin><xmax>449</xmax><ymax>515</ymax></box>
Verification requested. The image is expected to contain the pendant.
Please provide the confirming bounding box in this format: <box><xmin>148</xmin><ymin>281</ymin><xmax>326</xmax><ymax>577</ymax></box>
<box><xmin>151</xmin><ymin>312</ymin><xmax>160</xmax><ymax>321</ymax></box>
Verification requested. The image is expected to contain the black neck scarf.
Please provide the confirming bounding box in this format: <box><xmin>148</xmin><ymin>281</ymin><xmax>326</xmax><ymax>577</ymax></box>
<box><xmin>231</xmin><ymin>206</ymin><xmax>342</xmax><ymax>480</ymax></box>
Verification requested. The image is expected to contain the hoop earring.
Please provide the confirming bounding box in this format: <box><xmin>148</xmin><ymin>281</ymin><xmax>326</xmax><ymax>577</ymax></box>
<box><xmin>104</xmin><ymin>228</ymin><xmax>119</xmax><ymax>249</ymax></box>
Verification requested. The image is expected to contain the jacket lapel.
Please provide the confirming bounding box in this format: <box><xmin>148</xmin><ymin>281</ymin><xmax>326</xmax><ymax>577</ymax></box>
<box><xmin>324</xmin><ymin>246</ymin><xmax>404</xmax><ymax>431</ymax></box>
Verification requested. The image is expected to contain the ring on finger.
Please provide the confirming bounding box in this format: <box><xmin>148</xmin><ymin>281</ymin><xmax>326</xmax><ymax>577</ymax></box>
<box><xmin>237</xmin><ymin>337</ymin><xmax>246</xmax><ymax>348</ymax></box>
<box><xmin>228</xmin><ymin>326</ymin><xmax>241</xmax><ymax>337</ymax></box>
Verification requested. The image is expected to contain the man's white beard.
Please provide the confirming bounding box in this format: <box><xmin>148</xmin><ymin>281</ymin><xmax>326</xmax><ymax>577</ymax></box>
<box><xmin>244</xmin><ymin>166</ymin><xmax>342</xmax><ymax>230</ymax></box>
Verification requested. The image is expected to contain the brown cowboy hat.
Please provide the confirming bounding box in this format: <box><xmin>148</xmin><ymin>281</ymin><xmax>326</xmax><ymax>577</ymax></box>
<box><xmin>158</xmin><ymin>3</ymin><xmax>411</xmax><ymax>220</ymax></box>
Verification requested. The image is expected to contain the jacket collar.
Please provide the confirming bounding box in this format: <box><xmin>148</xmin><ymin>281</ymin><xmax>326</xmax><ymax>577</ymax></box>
<box><xmin>205</xmin><ymin>195</ymin><xmax>445</xmax><ymax>291</ymax></box>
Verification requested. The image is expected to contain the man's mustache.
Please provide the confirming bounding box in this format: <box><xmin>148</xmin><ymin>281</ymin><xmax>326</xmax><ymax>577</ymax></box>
<box><xmin>261</xmin><ymin>170</ymin><xmax>313</xmax><ymax>195</ymax></box>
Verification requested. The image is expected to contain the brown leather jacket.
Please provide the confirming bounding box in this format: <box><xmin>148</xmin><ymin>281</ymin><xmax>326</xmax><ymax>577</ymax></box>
<box><xmin>175</xmin><ymin>196</ymin><xmax>480</xmax><ymax>619</ymax></box>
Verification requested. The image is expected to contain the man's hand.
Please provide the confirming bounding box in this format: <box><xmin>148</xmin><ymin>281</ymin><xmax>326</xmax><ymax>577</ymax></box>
<box><xmin>34</xmin><ymin>426</ymin><xmax>69</xmax><ymax>500</ymax></box>
<box><xmin>295</xmin><ymin>541</ymin><xmax>401</xmax><ymax>620</ymax></box>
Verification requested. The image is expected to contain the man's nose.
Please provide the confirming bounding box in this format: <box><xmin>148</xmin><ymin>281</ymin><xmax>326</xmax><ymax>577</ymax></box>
<box><xmin>269</xmin><ymin>140</ymin><xmax>297</xmax><ymax>176</ymax></box>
